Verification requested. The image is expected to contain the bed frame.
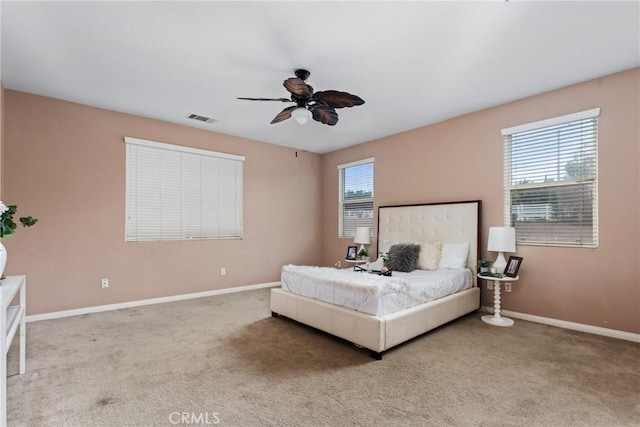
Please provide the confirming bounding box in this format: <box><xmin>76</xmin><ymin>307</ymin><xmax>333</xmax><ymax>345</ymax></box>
<box><xmin>270</xmin><ymin>200</ymin><xmax>481</xmax><ymax>359</ymax></box>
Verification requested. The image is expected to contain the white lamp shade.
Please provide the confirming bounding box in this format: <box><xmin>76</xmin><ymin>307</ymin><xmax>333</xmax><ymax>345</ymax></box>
<box><xmin>487</xmin><ymin>226</ymin><xmax>516</xmax><ymax>273</ymax></box>
<box><xmin>292</xmin><ymin>107</ymin><xmax>310</xmax><ymax>125</ymax></box>
<box><xmin>487</xmin><ymin>227</ymin><xmax>516</xmax><ymax>253</ymax></box>
<box><xmin>353</xmin><ymin>227</ymin><xmax>371</xmax><ymax>245</ymax></box>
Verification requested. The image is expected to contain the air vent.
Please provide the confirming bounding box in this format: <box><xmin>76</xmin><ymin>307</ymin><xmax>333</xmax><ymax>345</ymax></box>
<box><xmin>187</xmin><ymin>114</ymin><xmax>216</xmax><ymax>124</ymax></box>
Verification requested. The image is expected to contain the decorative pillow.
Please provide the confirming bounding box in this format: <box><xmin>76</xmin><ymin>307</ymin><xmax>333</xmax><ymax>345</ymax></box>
<box><xmin>438</xmin><ymin>242</ymin><xmax>470</xmax><ymax>269</ymax></box>
<box><xmin>419</xmin><ymin>241</ymin><xmax>442</xmax><ymax>270</ymax></box>
<box><xmin>385</xmin><ymin>243</ymin><xmax>421</xmax><ymax>272</ymax></box>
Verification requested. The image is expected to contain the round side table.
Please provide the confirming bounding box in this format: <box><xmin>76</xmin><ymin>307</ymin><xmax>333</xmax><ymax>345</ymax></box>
<box><xmin>477</xmin><ymin>274</ymin><xmax>519</xmax><ymax>327</ymax></box>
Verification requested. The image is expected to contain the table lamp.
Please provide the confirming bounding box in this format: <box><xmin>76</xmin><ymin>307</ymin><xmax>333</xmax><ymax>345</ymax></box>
<box><xmin>353</xmin><ymin>227</ymin><xmax>371</xmax><ymax>255</ymax></box>
<box><xmin>487</xmin><ymin>226</ymin><xmax>516</xmax><ymax>273</ymax></box>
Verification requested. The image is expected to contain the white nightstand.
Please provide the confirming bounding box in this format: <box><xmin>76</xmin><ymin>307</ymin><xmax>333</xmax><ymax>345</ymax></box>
<box><xmin>344</xmin><ymin>259</ymin><xmax>367</xmax><ymax>264</ymax></box>
<box><xmin>477</xmin><ymin>274</ymin><xmax>519</xmax><ymax>327</ymax></box>
<box><xmin>0</xmin><ymin>275</ymin><xmax>26</xmax><ymax>426</ymax></box>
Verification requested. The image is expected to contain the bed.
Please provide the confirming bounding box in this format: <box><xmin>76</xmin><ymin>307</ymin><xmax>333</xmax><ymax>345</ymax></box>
<box><xmin>270</xmin><ymin>200</ymin><xmax>481</xmax><ymax>359</ymax></box>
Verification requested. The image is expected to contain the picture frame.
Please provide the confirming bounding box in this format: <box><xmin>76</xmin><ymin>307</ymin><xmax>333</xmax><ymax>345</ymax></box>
<box><xmin>345</xmin><ymin>245</ymin><xmax>358</xmax><ymax>260</ymax></box>
<box><xmin>504</xmin><ymin>256</ymin><xmax>523</xmax><ymax>277</ymax></box>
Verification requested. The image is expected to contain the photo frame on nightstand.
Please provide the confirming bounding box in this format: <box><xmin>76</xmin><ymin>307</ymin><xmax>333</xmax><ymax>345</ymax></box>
<box><xmin>505</xmin><ymin>256</ymin><xmax>523</xmax><ymax>277</ymax></box>
<box><xmin>345</xmin><ymin>245</ymin><xmax>358</xmax><ymax>260</ymax></box>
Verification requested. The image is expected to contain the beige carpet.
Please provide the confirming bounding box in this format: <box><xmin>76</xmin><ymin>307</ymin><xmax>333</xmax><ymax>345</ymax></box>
<box><xmin>6</xmin><ymin>288</ymin><xmax>639</xmax><ymax>426</ymax></box>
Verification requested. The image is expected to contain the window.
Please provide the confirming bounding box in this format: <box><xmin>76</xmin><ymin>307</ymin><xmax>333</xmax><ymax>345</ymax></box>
<box><xmin>125</xmin><ymin>137</ymin><xmax>244</xmax><ymax>241</ymax></box>
<box><xmin>338</xmin><ymin>158</ymin><xmax>374</xmax><ymax>238</ymax></box>
<box><xmin>502</xmin><ymin>108</ymin><xmax>599</xmax><ymax>247</ymax></box>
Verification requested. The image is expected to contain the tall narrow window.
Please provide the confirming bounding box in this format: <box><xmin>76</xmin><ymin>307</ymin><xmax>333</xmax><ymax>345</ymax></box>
<box><xmin>502</xmin><ymin>108</ymin><xmax>599</xmax><ymax>247</ymax></box>
<box><xmin>125</xmin><ymin>137</ymin><xmax>244</xmax><ymax>241</ymax></box>
<box><xmin>338</xmin><ymin>158</ymin><xmax>374</xmax><ymax>238</ymax></box>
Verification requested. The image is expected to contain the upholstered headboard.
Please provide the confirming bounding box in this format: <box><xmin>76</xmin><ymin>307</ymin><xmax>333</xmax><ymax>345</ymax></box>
<box><xmin>377</xmin><ymin>201</ymin><xmax>481</xmax><ymax>286</ymax></box>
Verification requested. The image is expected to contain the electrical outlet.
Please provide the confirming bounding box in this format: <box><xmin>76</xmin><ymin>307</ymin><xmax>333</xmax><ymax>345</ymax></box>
<box><xmin>505</xmin><ymin>283</ymin><xmax>512</xmax><ymax>292</ymax></box>
<box><xmin>220</xmin><ymin>267</ymin><xmax>226</xmax><ymax>276</ymax></box>
<box><xmin>487</xmin><ymin>282</ymin><xmax>493</xmax><ymax>290</ymax></box>
<box><xmin>101</xmin><ymin>278</ymin><xmax>109</xmax><ymax>288</ymax></box>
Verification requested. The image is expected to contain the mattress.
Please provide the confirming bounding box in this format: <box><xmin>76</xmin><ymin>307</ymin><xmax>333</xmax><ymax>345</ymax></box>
<box><xmin>280</xmin><ymin>264</ymin><xmax>473</xmax><ymax>316</ymax></box>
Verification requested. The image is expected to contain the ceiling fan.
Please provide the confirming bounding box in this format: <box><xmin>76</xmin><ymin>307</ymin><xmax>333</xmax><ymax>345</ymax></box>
<box><xmin>237</xmin><ymin>69</ymin><xmax>365</xmax><ymax>126</ymax></box>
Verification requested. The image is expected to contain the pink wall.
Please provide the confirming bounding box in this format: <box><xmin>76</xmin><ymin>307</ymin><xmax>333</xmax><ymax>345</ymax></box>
<box><xmin>321</xmin><ymin>68</ymin><xmax>640</xmax><ymax>334</ymax></box>
<box><xmin>3</xmin><ymin>69</ymin><xmax>639</xmax><ymax>334</ymax></box>
<box><xmin>3</xmin><ymin>91</ymin><xmax>323</xmax><ymax>314</ymax></box>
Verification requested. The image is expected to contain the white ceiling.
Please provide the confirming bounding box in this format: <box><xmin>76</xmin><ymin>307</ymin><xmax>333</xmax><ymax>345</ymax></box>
<box><xmin>1</xmin><ymin>1</ymin><xmax>638</xmax><ymax>154</ymax></box>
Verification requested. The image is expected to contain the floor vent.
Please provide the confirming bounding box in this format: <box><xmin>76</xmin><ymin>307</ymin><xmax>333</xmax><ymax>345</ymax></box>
<box><xmin>187</xmin><ymin>114</ymin><xmax>216</xmax><ymax>124</ymax></box>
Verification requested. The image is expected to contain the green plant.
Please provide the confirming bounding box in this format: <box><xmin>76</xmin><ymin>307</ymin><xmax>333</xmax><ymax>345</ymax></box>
<box><xmin>476</xmin><ymin>259</ymin><xmax>493</xmax><ymax>269</ymax></box>
<box><xmin>358</xmin><ymin>248</ymin><xmax>368</xmax><ymax>257</ymax></box>
<box><xmin>379</xmin><ymin>251</ymin><xmax>395</xmax><ymax>266</ymax></box>
<box><xmin>0</xmin><ymin>203</ymin><xmax>38</xmax><ymax>237</ymax></box>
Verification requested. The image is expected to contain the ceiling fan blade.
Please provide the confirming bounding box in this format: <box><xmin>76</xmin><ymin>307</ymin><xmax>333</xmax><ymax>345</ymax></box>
<box><xmin>270</xmin><ymin>106</ymin><xmax>297</xmax><ymax>124</ymax></box>
<box><xmin>309</xmin><ymin>105</ymin><xmax>338</xmax><ymax>126</ymax></box>
<box><xmin>313</xmin><ymin>91</ymin><xmax>365</xmax><ymax>108</ymax></box>
<box><xmin>237</xmin><ymin>97</ymin><xmax>293</xmax><ymax>102</ymax></box>
<box><xmin>283</xmin><ymin>78</ymin><xmax>311</xmax><ymax>97</ymax></box>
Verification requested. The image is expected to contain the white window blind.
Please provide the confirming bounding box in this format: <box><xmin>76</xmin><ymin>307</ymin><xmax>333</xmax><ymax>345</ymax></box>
<box><xmin>125</xmin><ymin>137</ymin><xmax>244</xmax><ymax>241</ymax></box>
<box><xmin>502</xmin><ymin>108</ymin><xmax>599</xmax><ymax>247</ymax></box>
<box><xmin>338</xmin><ymin>158</ymin><xmax>374</xmax><ymax>238</ymax></box>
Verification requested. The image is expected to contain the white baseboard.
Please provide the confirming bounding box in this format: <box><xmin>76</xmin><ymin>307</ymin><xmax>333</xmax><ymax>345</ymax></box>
<box><xmin>480</xmin><ymin>306</ymin><xmax>640</xmax><ymax>343</ymax></box>
<box><xmin>26</xmin><ymin>282</ymin><xmax>281</xmax><ymax>323</ymax></box>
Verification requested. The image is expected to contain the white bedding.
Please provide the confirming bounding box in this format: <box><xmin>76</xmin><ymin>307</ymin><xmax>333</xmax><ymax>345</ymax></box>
<box><xmin>281</xmin><ymin>263</ymin><xmax>473</xmax><ymax>316</ymax></box>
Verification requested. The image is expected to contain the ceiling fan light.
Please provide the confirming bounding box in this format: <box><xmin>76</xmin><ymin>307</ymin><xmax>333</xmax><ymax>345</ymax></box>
<box><xmin>292</xmin><ymin>107</ymin><xmax>310</xmax><ymax>125</ymax></box>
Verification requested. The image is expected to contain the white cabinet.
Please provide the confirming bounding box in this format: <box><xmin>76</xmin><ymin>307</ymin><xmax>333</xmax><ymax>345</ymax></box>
<box><xmin>0</xmin><ymin>275</ymin><xmax>26</xmax><ymax>426</ymax></box>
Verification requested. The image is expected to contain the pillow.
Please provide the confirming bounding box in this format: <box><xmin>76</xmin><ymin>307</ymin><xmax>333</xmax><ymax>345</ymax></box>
<box><xmin>385</xmin><ymin>243</ymin><xmax>421</xmax><ymax>272</ymax></box>
<box><xmin>418</xmin><ymin>241</ymin><xmax>442</xmax><ymax>270</ymax></box>
<box><xmin>438</xmin><ymin>242</ymin><xmax>470</xmax><ymax>269</ymax></box>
